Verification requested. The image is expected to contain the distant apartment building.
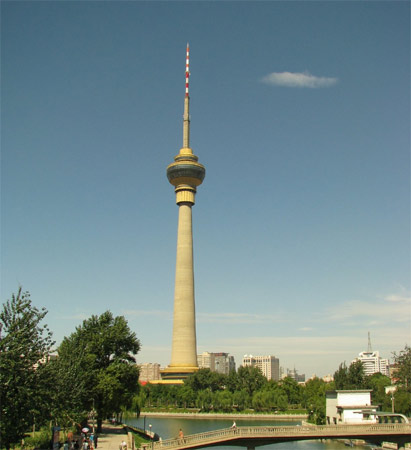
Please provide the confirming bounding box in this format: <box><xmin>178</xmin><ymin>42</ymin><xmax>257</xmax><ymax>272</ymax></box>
<box><xmin>139</xmin><ymin>363</ymin><xmax>161</xmax><ymax>382</ymax></box>
<box><xmin>352</xmin><ymin>351</ymin><xmax>389</xmax><ymax>377</ymax></box>
<box><xmin>242</xmin><ymin>355</ymin><xmax>280</xmax><ymax>381</ymax></box>
<box><xmin>198</xmin><ymin>352</ymin><xmax>235</xmax><ymax>375</ymax></box>
<box><xmin>286</xmin><ymin>368</ymin><xmax>305</xmax><ymax>383</ymax></box>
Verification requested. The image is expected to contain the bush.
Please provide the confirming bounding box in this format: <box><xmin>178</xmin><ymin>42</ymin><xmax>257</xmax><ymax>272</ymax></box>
<box><xmin>23</xmin><ymin>429</ymin><xmax>51</xmax><ymax>449</ymax></box>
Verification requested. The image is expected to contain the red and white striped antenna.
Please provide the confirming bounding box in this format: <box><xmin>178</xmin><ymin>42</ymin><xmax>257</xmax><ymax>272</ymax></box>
<box><xmin>185</xmin><ymin>43</ymin><xmax>190</xmax><ymax>97</ymax></box>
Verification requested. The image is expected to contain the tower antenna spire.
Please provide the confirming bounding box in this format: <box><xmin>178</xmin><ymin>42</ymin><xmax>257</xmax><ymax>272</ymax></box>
<box><xmin>183</xmin><ymin>42</ymin><xmax>190</xmax><ymax>148</ymax></box>
<box><xmin>367</xmin><ymin>331</ymin><xmax>372</xmax><ymax>353</ymax></box>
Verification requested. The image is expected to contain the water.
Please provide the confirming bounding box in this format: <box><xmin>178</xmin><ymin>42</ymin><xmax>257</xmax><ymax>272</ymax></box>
<box><xmin>125</xmin><ymin>416</ymin><xmax>353</xmax><ymax>450</ymax></box>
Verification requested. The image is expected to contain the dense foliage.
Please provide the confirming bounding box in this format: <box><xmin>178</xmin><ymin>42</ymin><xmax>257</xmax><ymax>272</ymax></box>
<box><xmin>0</xmin><ymin>288</ymin><xmax>54</xmax><ymax>450</ymax></box>
<box><xmin>49</xmin><ymin>311</ymin><xmax>141</xmax><ymax>432</ymax></box>
<box><xmin>142</xmin><ymin>371</ymin><xmax>321</xmax><ymax>416</ymax></box>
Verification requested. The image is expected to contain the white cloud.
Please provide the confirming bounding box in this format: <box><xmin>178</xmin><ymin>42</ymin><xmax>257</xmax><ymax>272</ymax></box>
<box><xmin>323</xmin><ymin>296</ymin><xmax>411</xmax><ymax>324</ymax></box>
<box><xmin>384</xmin><ymin>294</ymin><xmax>411</xmax><ymax>303</ymax></box>
<box><xmin>261</xmin><ymin>71</ymin><xmax>338</xmax><ymax>88</ymax></box>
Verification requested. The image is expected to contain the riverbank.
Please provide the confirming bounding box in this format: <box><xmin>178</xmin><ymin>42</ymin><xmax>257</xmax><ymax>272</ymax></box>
<box><xmin>139</xmin><ymin>411</ymin><xmax>308</xmax><ymax>420</ymax></box>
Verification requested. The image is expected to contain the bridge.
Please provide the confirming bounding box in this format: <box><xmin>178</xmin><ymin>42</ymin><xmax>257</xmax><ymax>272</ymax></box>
<box><xmin>141</xmin><ymin>424</ymin><xmax>411</xmax><ymax>450</ymax></box>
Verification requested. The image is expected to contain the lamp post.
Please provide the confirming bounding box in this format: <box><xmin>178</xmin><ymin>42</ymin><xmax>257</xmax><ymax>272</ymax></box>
<box><xmin>149</xmin><ymin>425</ymin><xmax>153</xmax><ymax>450</ymax></box>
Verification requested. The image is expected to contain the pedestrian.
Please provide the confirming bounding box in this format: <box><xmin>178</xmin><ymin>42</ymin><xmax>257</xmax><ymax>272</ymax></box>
<box><xmin>64</xmin><ymin>441</ymin><xmax>69</xmax><ymax>450</ymax></box>
<box><xmin>94</xmin><ymin>436</ymin><xmax>98</xmax><ymax>449</ymax></box>
<box><xmin>178</xmin><ymin>429</ymin><xmax>184</xmax><ymax>444</ymax></box>
<box><xmin>120</xmin><ymin>440</ymin><xmax>127</xmax><ymax>450</ymax></box>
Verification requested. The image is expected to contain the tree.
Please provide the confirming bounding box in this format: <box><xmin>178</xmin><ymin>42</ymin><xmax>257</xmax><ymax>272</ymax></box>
<box><xmin>0</xmin><ymin>288</ymin><xmax>54</xmax><ymax>450</ymax></box>
<box><xmin>231</xmin><ymin>366</ymin><xmax>267</xmax><ymax>397</ymax></box>
<box><xmin>279</xmin><ymin>377</ymin><xmax>302</xmax><ymax>405</ymax></box>
<box><xmin>51</xmin><ymin>311</ymin><xmax>140</xmax><ymax>432</ymax></box>
<box><xmin>347</xmin><ymin>360</ymin><xmax>366</xmax><ymax>388</ymax></box>
<box><xmin>392</xmin><ymin>345</ymin><xmax>411</xmax><ymax>391</ymax></box>
<box><xmin>334</xmin><ymin>361</ymin><xmax>366</xmax><ymax>390</ymax></box>
<box><xmin>184</xmin><ymin>368</ymin><xmax>226</xmax><ymax>392</ymax></box>
<box><xmin>334</xmin><ymin>363</ymin><xmax>349</xmax><ymax>390</ymax></box>
<box><xmin>232</xmin><ymin>389</ymin><xmax>250</xmax><ymax>411</ymax></box>
<box><xmin>213</xmin><ymin>390</ymin><xmax>233</xmax><ymax>412</ymax></box>
<box><xmin>366</xmin><ymin>373</ymin><xmax>391</xmax><ymax>409</ymax></box>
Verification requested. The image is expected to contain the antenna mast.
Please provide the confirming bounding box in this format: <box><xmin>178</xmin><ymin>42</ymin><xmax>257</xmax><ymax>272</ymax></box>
<box><xmin>367</xmin><ymin>331</ymin><xmax>372</xmax><ymax>352</ymax></box>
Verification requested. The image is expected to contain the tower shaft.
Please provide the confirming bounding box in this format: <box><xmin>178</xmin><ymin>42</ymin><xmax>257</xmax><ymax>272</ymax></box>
<box><xmin>170</xmin><ymin>203</ymin><xmax>197</xmax><ymax>368</ymax></box>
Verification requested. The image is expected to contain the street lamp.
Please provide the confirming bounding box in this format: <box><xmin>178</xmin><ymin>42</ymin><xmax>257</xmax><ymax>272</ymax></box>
<box><xmin>149</xmin><ymin>425</ymin><xmax>153</xmax><ymax>450</ymax></box>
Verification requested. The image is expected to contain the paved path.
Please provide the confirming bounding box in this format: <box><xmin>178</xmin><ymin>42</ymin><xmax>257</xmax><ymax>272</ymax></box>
<box><xmin>94</xmin><ymin>423</ymin><xmax>128</xmax><ymax>450</ymax></box>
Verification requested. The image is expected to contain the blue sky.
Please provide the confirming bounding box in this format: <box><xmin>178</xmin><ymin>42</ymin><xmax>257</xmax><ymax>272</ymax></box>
<box><xmin>1</xmin><ymin>1</ymin><xmax>409</xmax><ymax>377</ymax></box>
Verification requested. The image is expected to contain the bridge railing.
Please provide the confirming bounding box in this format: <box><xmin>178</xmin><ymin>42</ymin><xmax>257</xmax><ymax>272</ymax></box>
<box><xmin>149</xmin><ymin>423</ymin><xmax>411</xmax><ymax>450</ymax></box>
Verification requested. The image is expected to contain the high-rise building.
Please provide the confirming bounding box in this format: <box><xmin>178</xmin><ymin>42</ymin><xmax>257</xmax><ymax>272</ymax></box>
<box><xmin>242</xmin><ymin>355</ymin><xmax>280</xmax><ymax>381</ymax></box>
<box><xmin>161</xmin><ymin>44</ymin><xmax>206</xmax><ymax>382</ymax></box>
<box><xmin>352</xmin><ymin>351</ymin><xmax>389</xmax><ymax>377</ymax></box>
<box><xmin>198</xmin><ymin>352</ymin><xmax>214</xmax><ymax>370</ymax></box>
<box><xmin>352</xmin><ymin>333</ymin><xmax>389</xmax><ymax>377</ymax></box>
<box><xmin>198</xmin><ymin>352</ymin><xmax>236</xmax><ymax>374</ymax></box>
<box><xmin>214</xmin><ymin>352</ymin><xmax>236</xmax><ymax>375</ymax></box>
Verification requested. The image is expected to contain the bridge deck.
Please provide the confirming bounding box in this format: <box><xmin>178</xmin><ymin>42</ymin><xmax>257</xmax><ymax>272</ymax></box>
<box><xmin>143</xmin><ymin>424</ymin><xmax>411</xmax><ymax>450</ymax></box>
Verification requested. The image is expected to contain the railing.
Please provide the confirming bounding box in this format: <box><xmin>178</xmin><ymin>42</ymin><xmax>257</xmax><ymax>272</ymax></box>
<box><xmin>146</xmin><ymin>424</ymin><xmax>411</xmax><ymax>450</ymax></box>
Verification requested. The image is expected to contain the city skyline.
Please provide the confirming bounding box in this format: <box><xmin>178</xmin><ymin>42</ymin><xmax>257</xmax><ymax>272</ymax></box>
<box><xmin>1</xmin><ymin>1</ymin><xmax>410</xmax><ymax>377</ymax></box>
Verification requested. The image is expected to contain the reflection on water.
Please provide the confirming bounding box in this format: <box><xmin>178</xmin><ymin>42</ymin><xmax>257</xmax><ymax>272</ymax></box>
<box><xmin>125</xmin><ymin>416</ymin><xmax>352</xmax><ymax>450</ymax></box>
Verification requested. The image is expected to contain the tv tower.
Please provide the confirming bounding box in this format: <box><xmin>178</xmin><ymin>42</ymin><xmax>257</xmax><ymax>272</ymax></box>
<box><xmin>161</xmin><ymin>44</ymin><xmax>206</xmax><ymax>381</ymax></box>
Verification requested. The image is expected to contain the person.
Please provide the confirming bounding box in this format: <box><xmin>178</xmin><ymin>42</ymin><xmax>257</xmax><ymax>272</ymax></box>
<box><xmin>94</xmin><ymin>435</ymin><xmax>98</xmax><ymax>449</ymax></box>
<box><xmin>64</xmin><ymin>441</ymin><xmax>69</xmax><ymax>450</ymax></box>
<box><xmin>178</xmin><ymin>429</ymin><xmax>184</xmax><ymax>443</ymax></box>
<box><xmin>120</xmin><ymin>440</ymin><xmax>127</xmax><ymax>450</ymax></box>
<box><xmin>231</xmin><ymin>421</ymin><xmax>237</xmax><ymax>433</ymax></box>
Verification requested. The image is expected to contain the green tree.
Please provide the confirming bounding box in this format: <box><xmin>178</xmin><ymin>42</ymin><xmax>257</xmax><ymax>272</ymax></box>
<box><xmin>185</xmin><ymin>368</ymin><xmax>226</xmax><ymax>392</ymax></box>
<box><xmin>334</xmin><ymin>361</ymin><xmax>366</xmax><ymax>390</ymax></box>
<box><xmin>392</xmin><ymin>345</ymin><xmax>411</xmax><ymax>391</ymax></box>
<box><xmin>393</xmin><ymin>389</ymin><xmax>411</xmax><ymax>415</ymax></box>
<box><xmin>52</xmin><ymin>311</ymin><xmax>140</xmax><ymax>432</ymax></box>
<box><xmin>0</xmin><ymin>288</ymin><xmax>54</xmax><ymax>450</ymax></box>
<box><xmin>233</xmin><ymin>366</ymin><xmax>267</xmax><ymax>397</ymax></box>
<box><xmin>347</xmin><ymin>360</ymin><xmax>366</xmax><ymax>388</ymax></box>
<box><xmin>334</xmin><ymin>363</ymin><xmax>349</xmax><ymax>389</ymax></box>
<box><xmin>232</xmin><ymin>389</ymin><xmax>250</xmax><ymax>411</ymax></box>
<box><xmin>279</xmin><ymin>377</ymin><xmax>302</xmax><ymax>405</ymax></box>
<box><xmin>196</xmin><ymin>389</ymin><xmax>213</xmax><ymax>412</ymax></box>
<box><xmin>366</xmin><ymin>373</ymin><xmax>391</xmax><ymax>409</ymax></box>
<box><xmin>213</xmin><ymin>390</ymin><xmax>233</xmax><ymax>412</ymax></box>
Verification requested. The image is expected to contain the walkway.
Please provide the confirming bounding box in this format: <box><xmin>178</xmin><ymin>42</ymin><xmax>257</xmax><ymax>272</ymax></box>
<box><xmin>94</xmin><ymin>423</ymin><xmax>128</xmax><ymax>450</ymax></box>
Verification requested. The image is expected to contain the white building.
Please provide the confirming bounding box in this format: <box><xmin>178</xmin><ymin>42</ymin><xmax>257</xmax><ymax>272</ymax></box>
<box><xmin>352</xmin><ymin>351</ymin><xmax>389</xmax><ymax>377</ymax></box>
<box><xmin>326</xmin><ymin>390</ymin><xmax>378</xmax><ymax>425</ymax></box>
<box><xmin>242</xmin><ymin>355</ymin><xmax>280</xmax><ymax>381</ymax></box>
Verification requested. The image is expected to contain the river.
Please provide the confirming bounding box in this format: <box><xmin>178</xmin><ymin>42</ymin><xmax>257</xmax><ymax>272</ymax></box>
<box><xmin>125</xmin><ymin>416</ymin><xmax>360</xmax><ymax>450</ymax></box>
